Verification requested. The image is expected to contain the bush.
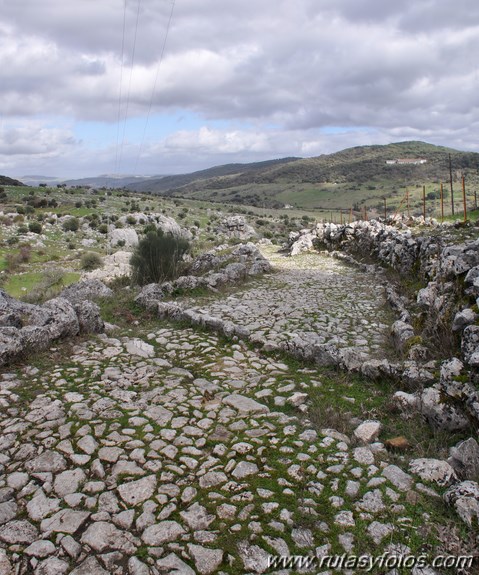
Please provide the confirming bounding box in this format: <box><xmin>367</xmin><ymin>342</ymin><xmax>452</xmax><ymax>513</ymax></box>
<box><xmin>80</xmin><ymin>251</ymin><xmax>103</xmax><ymax>271</ymax></box>
<box><xmin>28</xmin><ymin>221</ymin><xmax>42</xmax><ymax>234</ymax></box>
<box><xmin>130</xmin><ymin>229</ymin><xmax>190</xmax><ymax>286</ymax></box>
<box><xmin>63</xmin><ymin>217</ymin><xmax>80</xmax><ymax>232</ymax></box>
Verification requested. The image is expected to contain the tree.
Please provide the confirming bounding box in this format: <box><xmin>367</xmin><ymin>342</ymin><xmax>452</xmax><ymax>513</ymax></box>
<box><xmin>130</xmin><ymin>229</ymin><xmax>190</xmax><ymax>285</ymax></box>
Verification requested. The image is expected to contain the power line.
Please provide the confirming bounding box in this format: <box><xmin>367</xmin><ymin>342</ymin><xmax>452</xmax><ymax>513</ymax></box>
<box><xmin>117</xmin><ymin>0</ymin><xmax>142</xmax><ymax>173</ymax></box>
<box><xmin>114</xmin><ymin>0</ymin><xmax>128</xmax><ymax>174</ymax></box>
<box><xmin>134</xmin><ymin>0</ymin><xmax>175</xmax><ymax>174</ymax></box>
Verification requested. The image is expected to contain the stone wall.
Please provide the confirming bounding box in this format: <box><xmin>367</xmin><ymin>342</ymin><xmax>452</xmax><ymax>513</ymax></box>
<box><xmin>290</xmin><ymin>218</ymin><xmax>479</xmax><ymax>430</ymax></box>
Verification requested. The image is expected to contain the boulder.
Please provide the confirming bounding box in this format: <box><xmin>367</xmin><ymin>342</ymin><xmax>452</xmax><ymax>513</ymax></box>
<box><xmin>134</xmin><ymin>283</ymin><xmax>166</xmax><ymax>309</ymax></box>
<box><xmin>444</xmin><ymin>480</ymin><xmax>479</xmax><ymax>526</ymax></box>
<box><xmin>418</xmin><ymin>386</ymin><xmax>469</xmax><ymax>432</ymax></box>
<box><xmin>448</xmin><ymin>438</ymin><xmax>479</xmax><ymax>480</ymax></box>
<box><xmin>109</xmin><ymin>227</ymin><xmax>139</xmax><ymax>248</ymax></box>
<box><xmin>409</xmin><ymin>458</ymin><xmax>457</xmax><ymax>486</ymax></box>
<box><xmin>73</xmin><ymin>301</ymin><xmax>104</xmax><ymax>334</ymax></box>
<box><xmin>452</xmin><ymin>308</ymin><xmax>477</xmax><ymax>332</ymax></box>
<box><xmin>60</xmin><ymin>279</ymin><xmax>113</xmax><ymax>304</ymax></box>
<box><xmin>391</xmin><ymin>320</ymin><xmax>415</xmax><ymax>351</ymax></box>
<box><xmin>215</xmin><ymin>216</ymin><xmax>256</xmax><ymax>240</ymax></box>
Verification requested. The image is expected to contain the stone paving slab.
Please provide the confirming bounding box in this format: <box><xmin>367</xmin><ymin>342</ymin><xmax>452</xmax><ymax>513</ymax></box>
<box><xmin>180</xmin><ymin>247</ymin><xmax>392</xmax><ymax>361</ymax></box>
<box><xmin>0</xmin><ymin>321</ymin><xmax>453</xmax><ymax>574</ymax></box>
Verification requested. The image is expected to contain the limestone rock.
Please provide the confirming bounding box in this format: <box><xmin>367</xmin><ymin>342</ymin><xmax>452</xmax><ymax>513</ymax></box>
<box><xmin>141</xmin><ymin>521</ymin><xmax>186</xmax><ymax>545</ymax></box>
<box><xmin>187</xmin><ymin>544</ymin><xmax>223</xmax><ymax>575</ymax></box>
<box><xmin>117</xmin><ymin>475</ymin><xmax>157</xmax><ymax>506</ymax></box>
<box><xmin>70</xmin><ymin>557</ymin><xmax>109</xmax><ymax>575</ymax></box>
<box><xmin>81</xmin><ymin>521</ymin><xmax>137</xmax><ymax>553</ymax></box>
<box><xmin>156</xmin><ymin>553</ymin><xmax>195</xmax><ymax>575</ymax></box>
<box><xmin>444</xmin><ymin>480</ymin><xmax>479</xmax><ymax>526</ymax></box>
<box><xmin>26</xmin><ymin>451</ymin><xmax>67</xmax><ymax>474</ymax></box>
<box><xmin>448</xmin><ymin>438</ymin><xmax>479</xmax><ymax>480</ymax></box>
<box><xmin>223</xmin><ymin>394</ymin><xmax>269</xmax><ymax>414</ymax></box>
<box><xmin>237</xmin><ymin>541</ymin><xmax>270</xmax><ymax>574</ymax></box>
<box><xmin>60</xmin><ymin>279</ymin><xmax>113</xmax><ymax>304</ymax></box>
<box><xmin>382</xmin><ymin>465</ymin><xmax>413</xmax><ymax>491</ymax></box>
<box><xmin>353</xmin><ymin>420</ymin><xmax>382</xmax><ymax>444</ymax></box>
<box><xmin>180</xmin><ymin>503</ymin><xmax>214</xmax><ymax>531</ymax></box>
<box><xmin>40</xmin><ymin>510</ymin><xmax>90</xmax><ymax>534</ymax></box>
<box><xmin>0</xmin><ymin>520</ymin><xmax>38</xmax><ymax>544</ymax></box>
<box><xmin>409</xmin><ymin>458</ymin><xmax>457</xmax><ymax>486</ymax></box>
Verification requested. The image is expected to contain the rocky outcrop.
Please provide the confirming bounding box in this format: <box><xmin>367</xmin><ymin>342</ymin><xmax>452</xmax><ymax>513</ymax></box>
<box><xmin>0</xmin><ymin>289</ymin><xmax>104</xmax><ymax>367</ymax></box>
<box><xmin>109</xmin><ymin>228</ymin><xmax>138</xmax><ymax>248</ymax></box>
<box><xmin>214</xmin><ymin>216</ymin><xmax>256</xmax><ymax>240</ymax></box>
<box><xmin>59</xmin><ymin>279</ymin><xmax>113</xmax><ymax>304</ymax></box>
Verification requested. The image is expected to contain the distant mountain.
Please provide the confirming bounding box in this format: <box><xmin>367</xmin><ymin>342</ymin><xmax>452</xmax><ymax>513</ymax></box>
<box><xmin>125</xmin><ymin>157</ymin><xmax>301</xmax><ymax>194</ymax></box>
<box><xmin>62</xmin><ymin>174</ymin><xmax>165</xmax><ymax>189</ymax></box>
<box><xmin>0</xmin><ymin>175</ymin><xmax>25</xmax><ymax>186</ymax></box>
<box><xmin>125</xmin><ymin>141</ymin><xmax>479</xmax><ymax>210</ymax></box>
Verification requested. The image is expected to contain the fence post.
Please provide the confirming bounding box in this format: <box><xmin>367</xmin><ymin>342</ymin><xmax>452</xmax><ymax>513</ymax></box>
<box><xmin>449</xmin><ymin>153</ymin><xmax>455</xmax><ymax>215</ymax></box>
<box><xmin>384</xmin><ymin>198</ymin><xmax>387</xmax><ymax>220</ymax></box>
<box><xmin>422</xmin><ymin>185</ymin><xmax>426</xmax><ymax>219</ymax></box>
<box><xmin>406</xmin><ymin>189</ymin><xmax>410</xmax><ymax>218</ymax></box>
<box><xmin>440</xmin><ymin>183</ymin><xmax>444</xmax><ymax>222</ymax></box>
<box><xmin>463</xmin><ymin>175</ymin><xmax>467</xmax><ymax>222</ymax></box>
<box><xmin>349</xmin><ymin>207</ymin><xmax>352</xmax><ymax>223</ymax></box>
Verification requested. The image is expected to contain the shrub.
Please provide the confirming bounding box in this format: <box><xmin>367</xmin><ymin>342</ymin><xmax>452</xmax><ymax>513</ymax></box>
<box><xmin>126</xmin><ymin>215</ymin><xmax>137</xmax><ymax>225</ymax></box>
<box><xmin>81</xmin><ymin>251</ymin><xmax>103</xmax><ymax>271</ymax></box>
<box><xmin>63</xmin><ymin>217</ymin><xmax>80</xmax><ymax>232</ymax></box>
<box><xmin>98</xmin><ymin>224</ymin><xmax>108</xmax><ymax>234</ymax></box>
<box><xmin>28</xmin><ymin>221</ymin><xmax>42</xmax><ymax>234</ymax></box>
<box><xmin>130</xmin><ymin>229</ymin><xmax>190</xmax><ymax>286</ymax></box>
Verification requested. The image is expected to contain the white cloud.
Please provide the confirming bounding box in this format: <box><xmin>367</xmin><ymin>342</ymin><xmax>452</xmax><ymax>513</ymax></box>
<box><xmin>1</xmin><ymin>0</ymin><xmax>479</xmax><ymax>177</ymax></box>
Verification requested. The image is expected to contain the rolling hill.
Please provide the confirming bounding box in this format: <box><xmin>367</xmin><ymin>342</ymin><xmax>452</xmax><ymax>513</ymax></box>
<box><xmin>126</xmin><ymin>141</ymin><xmax>479</xmax><ymax>212</ymax></box>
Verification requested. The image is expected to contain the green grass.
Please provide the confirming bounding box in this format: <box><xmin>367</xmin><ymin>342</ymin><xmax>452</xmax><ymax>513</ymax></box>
<box><xmin>3</xmin><ymin>271</ymin><xmax>80</xmax><ymax>298</ymax></box>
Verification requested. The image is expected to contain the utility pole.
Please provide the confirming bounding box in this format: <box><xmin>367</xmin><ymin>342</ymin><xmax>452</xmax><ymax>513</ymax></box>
<box><xmin>449</xmin><ymin>153</ymin><xmax>454</xmax><ymax>215</ymax></box>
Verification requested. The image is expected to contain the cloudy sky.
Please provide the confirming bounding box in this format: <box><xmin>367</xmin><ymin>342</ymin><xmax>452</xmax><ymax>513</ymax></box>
<box><xmin>1</xmin><ymin>0</ymin><xmax>479</xmax><ymax>179</ymax></box>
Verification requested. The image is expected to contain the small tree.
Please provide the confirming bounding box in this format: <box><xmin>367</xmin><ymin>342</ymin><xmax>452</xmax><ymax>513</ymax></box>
<box><xmin>130</xmin><ymin>229</ymin><xmax>190</xmax><ymax>285</ymax></box>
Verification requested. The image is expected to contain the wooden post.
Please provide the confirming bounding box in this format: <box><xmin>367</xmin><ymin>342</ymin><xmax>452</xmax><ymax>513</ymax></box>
<box><xmin>406</xmin><ymin>189</ymin><xmax>410</xmax><ymax>218</ymax></box>
<box><xmin>449</xmin><ymin>153</ymin><xmax>454</xmax><ymax>215</ymax></box>
<box><xmin>349</xmin><ymin>207</ymin><xmax>352</xmax><ymax>223</ymax></box>
<box><xmin>384</xmin><ymin>198</ymin><xmax>387</xmax><ymax>220</ymax></box>
<box><xmin>463</xmin><ymin>175</ymin><xmax>467</xmax><ymax>222</ymax></box>
<box><xmin>440</xmin><ymin>183</ymin><xmax>444</xmax><ymax>222</ymax></box>
<box><xmin>424</xmin><ymin>186</ymin><xmax>427</xmax><ymax>218</ymax></box>
<box><xmin>475</xmin><ymin>190</ymin><xmax>477</xmax><ymax>211</ymax></box>
<box><xmin>340</xmin><ymin>210</ymin><xmax>343</xmax><ymax>225</ymax></box>
<box><xmin>364</xmin><ymin>206</ymin><xmax>368</xmax><ymax>221</ymax></box>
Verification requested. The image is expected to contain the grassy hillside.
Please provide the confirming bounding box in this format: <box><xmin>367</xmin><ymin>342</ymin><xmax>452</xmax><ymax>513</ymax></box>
<box><xmin>126</xmin><ymin>141</ymin><xmax>479</xmax><ymax>218</ymax></box>
<box><xmin>0</xmin><ymin>175</ymin><xmax>24</xmax><ymax>186</ymax></box>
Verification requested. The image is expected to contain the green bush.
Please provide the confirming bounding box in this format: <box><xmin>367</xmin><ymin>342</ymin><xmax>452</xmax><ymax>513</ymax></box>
<box><xmin>130</xmin><ymin>229</ymin><xmax>190</xmax><ymax>286</ymax></box>
<box><xmin>80</xmin><ymin>251</ymin><xmax>103</xmax><ymax>271</ymax></box>
<box><xmin>63</xmin><ymin>217</ymin><xmax>80</xmax><ymax>232</ymax></box>
<box><xmin>28</xmin><ymin>221</ymin><xmax>42</xmax><ymax>234</ymax></box>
